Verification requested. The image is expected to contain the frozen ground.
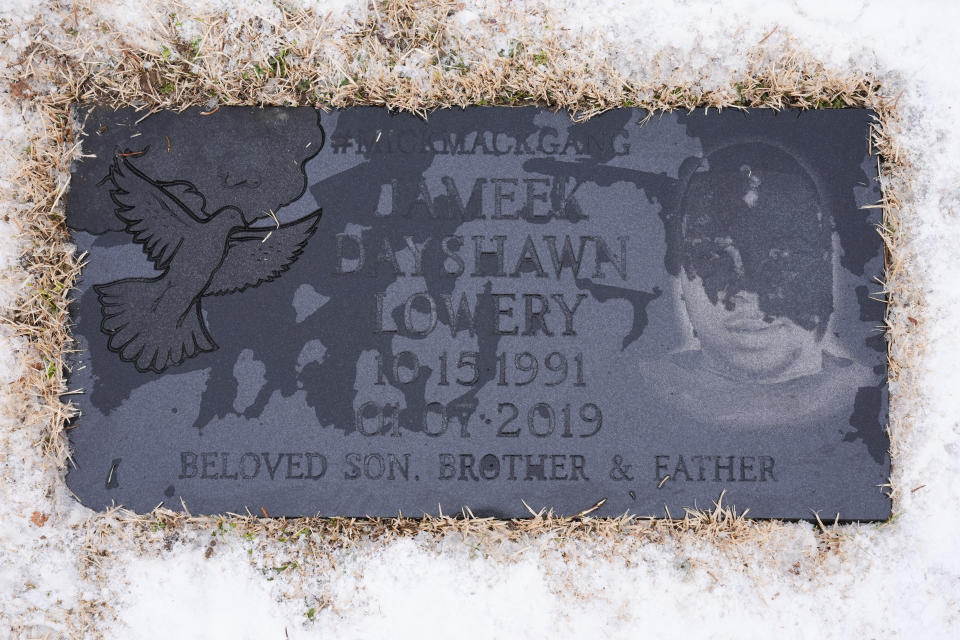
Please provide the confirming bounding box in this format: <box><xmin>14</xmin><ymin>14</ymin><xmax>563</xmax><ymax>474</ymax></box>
<box><xmin>1</xmin><ymin>0</ymin><xmax>958</xmax><ymax>638</ymax></box>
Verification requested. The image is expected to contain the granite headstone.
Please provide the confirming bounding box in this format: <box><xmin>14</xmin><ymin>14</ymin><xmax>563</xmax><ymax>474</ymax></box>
<box><xmin>64</xmin><ymin>106</ymin><xmax>890</xmax><ymax>520</ymax></box>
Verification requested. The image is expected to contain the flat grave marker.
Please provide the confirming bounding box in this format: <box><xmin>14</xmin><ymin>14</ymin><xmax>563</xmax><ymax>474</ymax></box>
<box><xmin>65</xmin><ymin>106</ymin><xmax>890</xmax><ymax>520</ymax></box>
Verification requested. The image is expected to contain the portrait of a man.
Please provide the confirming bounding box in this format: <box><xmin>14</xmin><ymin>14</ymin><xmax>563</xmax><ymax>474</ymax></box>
<box><xmin>641</xmin><ymin>141</ymin><xmax>875</xmax><ymax>428</ymax></box>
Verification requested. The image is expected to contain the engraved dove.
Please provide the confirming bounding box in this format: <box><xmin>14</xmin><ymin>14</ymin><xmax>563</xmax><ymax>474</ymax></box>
<box><xmin>94</xmin><ymin>155</ymin><xmax>321</xmax><ymax>373</ymax></box>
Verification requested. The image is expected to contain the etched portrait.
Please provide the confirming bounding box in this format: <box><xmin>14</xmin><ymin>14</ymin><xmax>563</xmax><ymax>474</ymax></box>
<box><xmin>641</xmin><ymin>141</ymin><xmax>875</xmax><ymax>428</ymax></box>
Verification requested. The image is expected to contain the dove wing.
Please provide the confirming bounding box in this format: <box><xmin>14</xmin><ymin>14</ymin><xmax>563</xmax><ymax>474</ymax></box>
<box><xmin>107</xmin><ymin>156</ymin><xmax>207</xmax><ymax>270</ymax></box>
<box><xmin>202</xmin><ymin>210</ymin><xmax>322</xmax><ymax>296</ymax></box>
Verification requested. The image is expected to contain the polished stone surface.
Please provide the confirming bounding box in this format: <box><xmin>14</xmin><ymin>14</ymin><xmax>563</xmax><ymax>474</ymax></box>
<box><xmin>65</xmin><ymin>106</ymin><xmax>889</xmax><ymax>520</ymax></box>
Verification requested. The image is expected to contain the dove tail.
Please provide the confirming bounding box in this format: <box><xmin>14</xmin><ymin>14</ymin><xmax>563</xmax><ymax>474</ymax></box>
<box><xmin>95</xmin><ymin>278</ymin><xmax>216</xmax><ymax>373</ymax></box>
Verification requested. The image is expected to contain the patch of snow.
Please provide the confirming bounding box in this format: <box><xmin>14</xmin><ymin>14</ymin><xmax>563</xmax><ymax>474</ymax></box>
<box><xmin>111</xmin><ymin>547</ymin><xmax>295</xmax><ymax>640</ymax></box>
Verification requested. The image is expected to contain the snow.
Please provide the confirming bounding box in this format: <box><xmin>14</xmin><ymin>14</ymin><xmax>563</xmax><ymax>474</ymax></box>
<box><xmin>114</xmin><ymin>549</ymin><xmax>294</xmax><ymax>638</ymax></box>
<box><xmin>2</xmin><ymin>0</ymin><xmax>959</xmax><ymax>637</ymax></box>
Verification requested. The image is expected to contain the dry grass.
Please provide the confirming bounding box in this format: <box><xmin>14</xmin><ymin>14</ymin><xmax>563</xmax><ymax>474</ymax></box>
<box><xmin>0</xmin><ymin>0</ymin><xmax>918</xmax><ymax>599</ymax></box>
